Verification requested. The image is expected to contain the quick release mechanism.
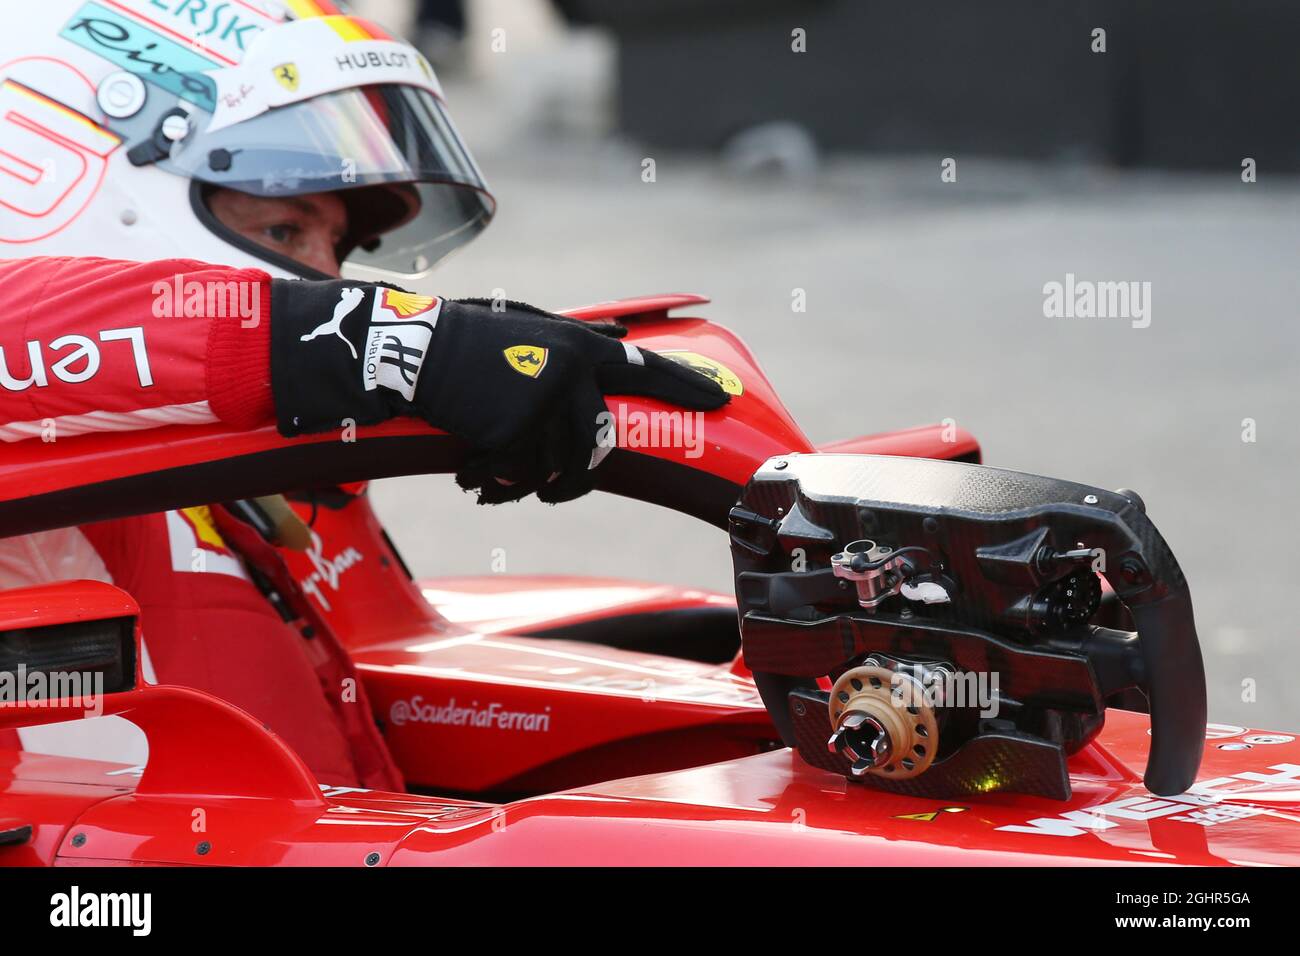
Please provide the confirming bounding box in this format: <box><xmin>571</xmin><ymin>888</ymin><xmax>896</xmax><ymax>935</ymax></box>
<box><xmin>830</xmin><ymin>540</ymin><xmax>945</xmax><ymax>608</ymax></box>
<box><xmin>830</xmin><ymin>539</ymin><xmax>907</xmax><ymax>607</ymax></box>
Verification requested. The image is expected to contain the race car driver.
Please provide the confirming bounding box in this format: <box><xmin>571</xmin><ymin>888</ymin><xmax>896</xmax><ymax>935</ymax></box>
<box><xmin>0</xmin><ymin>3</ymin><xmax>728</xmax><ymax>788</ymax></box>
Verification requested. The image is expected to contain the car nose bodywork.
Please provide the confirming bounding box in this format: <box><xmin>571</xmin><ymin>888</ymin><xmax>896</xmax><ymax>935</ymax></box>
<box><xmin>6</xmin><ymin>710</ymin><xmax>1297</xmax><ymax>866</ymax></box>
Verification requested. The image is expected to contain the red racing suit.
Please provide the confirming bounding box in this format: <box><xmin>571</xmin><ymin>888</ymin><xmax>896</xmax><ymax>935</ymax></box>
<box><xmin>0</xmin><ymin>255</ymin><xmax>402</xmax><ymax>790</ymax></box>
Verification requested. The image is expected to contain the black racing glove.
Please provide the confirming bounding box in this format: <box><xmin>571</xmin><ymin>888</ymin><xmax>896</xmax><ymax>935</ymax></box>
<box><xmin>270</xmin><ymin>281</ymin><xmax>731</xmax><ymax>503</ymax></box>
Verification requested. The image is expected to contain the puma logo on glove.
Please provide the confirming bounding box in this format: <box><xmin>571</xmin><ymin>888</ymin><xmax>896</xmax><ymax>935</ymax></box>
<box><xmin>270</xmin><ymin>280</ymin><xmax>730</xmax><ymax>503</ymax></box>
<box><xmin>299</xmin><ymin>286</ymin><xmax>366</xmax><ymax>359</ymax></box>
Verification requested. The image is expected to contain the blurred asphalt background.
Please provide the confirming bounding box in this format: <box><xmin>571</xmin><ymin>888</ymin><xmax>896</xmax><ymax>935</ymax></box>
<box><xmin>357</xmin><ymin>0</ymin><xmax>1300</xmax><ymax>730</ymax></box>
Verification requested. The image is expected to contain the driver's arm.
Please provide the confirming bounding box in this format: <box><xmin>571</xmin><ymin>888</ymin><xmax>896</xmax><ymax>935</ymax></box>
<box><xmin>0</xmin><ymin>255</ymin><xmax>272</xmax><ymax>439</ymax></box>
<box><xmin>0</xmin><ymin>255</ymin><xmax>729</xmax><ymax>502</ymax></box>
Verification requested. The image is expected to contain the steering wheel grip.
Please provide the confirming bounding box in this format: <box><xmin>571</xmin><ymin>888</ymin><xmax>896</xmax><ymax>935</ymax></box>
<box><xmin>1129</xmin><ymin>593</ymin><xmax>1207</xmax><ymax>795</ymax></box>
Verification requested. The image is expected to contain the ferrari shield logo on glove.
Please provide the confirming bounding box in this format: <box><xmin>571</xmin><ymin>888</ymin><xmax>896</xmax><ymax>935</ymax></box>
<box><xmin>273</xmin><ymin>63</ymin><xmax>300</xmax><ymax>93</ymax></box>
<box><xmin>504</xmin><ymin>345</ymin><xmax>549</xmax><ymax>378</ymax></box>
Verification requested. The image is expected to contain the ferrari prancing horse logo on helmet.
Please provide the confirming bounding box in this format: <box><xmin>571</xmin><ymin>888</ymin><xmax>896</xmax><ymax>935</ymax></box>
<box><xmin>273</xmin><ymin>63</ymin><xmax>300</xmax><ymax>92</ymax></box>
<box><xmin>504</xmin><ymin>346</ymin><xmax>548</xmax><ymax>378</ymax></box>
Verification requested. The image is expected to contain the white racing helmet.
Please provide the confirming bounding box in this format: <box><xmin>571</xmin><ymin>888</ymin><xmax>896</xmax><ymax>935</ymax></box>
<box><xmin>0</xmin><ymin>0</ymin><xmax>494</xmax><ymax>281</ymax></box>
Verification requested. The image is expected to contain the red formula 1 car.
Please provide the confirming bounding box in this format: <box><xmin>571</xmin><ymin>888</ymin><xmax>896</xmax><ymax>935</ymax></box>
<box><xmin>1</xmin><ymin>295</ymin><xmax>1297</xmax><ymax>867</ymax></box>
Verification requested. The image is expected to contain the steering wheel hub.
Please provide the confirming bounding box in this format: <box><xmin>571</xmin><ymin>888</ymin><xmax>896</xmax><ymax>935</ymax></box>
<box><xmin>827</xmin><ymin>664</ymin><xmax>939</xmax><ymax>779</ymax></box>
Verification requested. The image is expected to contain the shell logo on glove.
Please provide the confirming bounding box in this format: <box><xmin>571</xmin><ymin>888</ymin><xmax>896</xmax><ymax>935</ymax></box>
<box><xmin>377</xmin><ymin>289</ymin><xmax>437</xmax><ymax>320</ymax></box>
<box><xmin>503</xmin><ymin>346</ymin><xmax>549</xmax><ymax>379</ymax></box>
